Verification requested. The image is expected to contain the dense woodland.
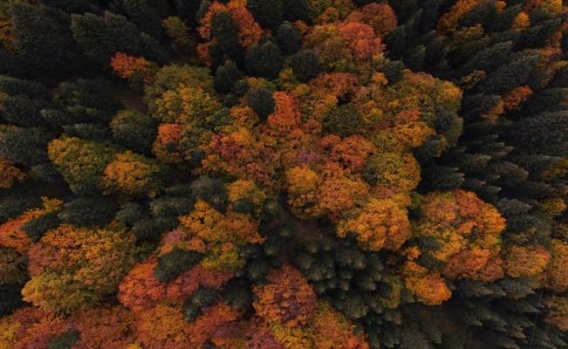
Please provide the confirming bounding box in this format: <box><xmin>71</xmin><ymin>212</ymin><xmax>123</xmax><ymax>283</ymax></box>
<box><xmin>0</xmin><ymin>0</ymin><xmax>567</xmax><ymax>348</ymax></box>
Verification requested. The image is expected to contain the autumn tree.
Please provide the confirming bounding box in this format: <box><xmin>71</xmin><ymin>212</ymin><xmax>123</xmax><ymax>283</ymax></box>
<box><xmin>253</xmin><ymin>265</ymin><xmax>317</xmax><ymax>327</ymax></box>
<box><xmin>47</xmin><ymin>136</ymin><xmax>118</xmax><ymax>195</ymax></box>
<box><xmin>312</xmin><ymin>301</ymin><xmax>370</xmax><ymax>349</ymax></box>
<box><xmin>102</xmin><ymin>151</ymin><xmax>165</xmax><ymax>197</ymax></box>
<box><xmin>22</xmin><ymin>224</ymin><xmax>136</xmax><ymax>314</ymax></box>
<box><xmin>110</xmin><ymin>52</ymin><xmax>157</xmax><ymax>87</ymax></box>
<box><xmin>336</xmin><ymin>198</ymin><xmax>410</xmax><ymax>251</ymax></box>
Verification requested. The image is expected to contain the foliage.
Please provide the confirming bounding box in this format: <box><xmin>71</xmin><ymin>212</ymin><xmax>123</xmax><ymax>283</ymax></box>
<box><xmin>102</xmin><ymin>151</ymin><xmax>165</xmax><ymax>197</ymax></box>
<box><xmin>22</xmin><ymin>225</ymin><xmax>136</xmax><ymax>314</ymax></box>
<box><xmin>1</xmin><ymin>1</ymin><xmax>568</xmax><ymax>348</ymax></box>
<box><xmin>253</xmin><ymin>265</ymin><xmax>317</xmax><ymax>327</ymax></box>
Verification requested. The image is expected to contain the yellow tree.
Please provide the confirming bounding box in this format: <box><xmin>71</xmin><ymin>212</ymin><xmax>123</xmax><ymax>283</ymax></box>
<box><xmin>23</xmin><ymin>225</ymin><xmax>136</xmax><ymax>314</ymax></box>
<box><xmin>178</xmin><ymin>200</ymin><xmax>264</xmax><ymax>270</ymax></box>
<box><xmin>102</xmin><ymin>151</ymin><xmax>165</xmax><ymax>197</ymax></box>
<box><xmin>337</xmin><ymin>197</ymin><xmax>410</xmax><ymax>251</ymax></box>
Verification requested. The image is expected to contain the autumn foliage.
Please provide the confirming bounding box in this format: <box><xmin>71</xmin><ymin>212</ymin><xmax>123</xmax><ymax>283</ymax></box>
<box><xmin>110</xmin><ymin>52</ymin><xmax>156</xmax><ymax>84</ymax></box>
<box><xmin>2</xmin><ymin>0</ymin><xmax>568</xmax><ymax>348</ymax></box>
<box><xmin>253</xmin><ymin>265</ymin><xmax>317</xmax><ymax>328</ymax></box>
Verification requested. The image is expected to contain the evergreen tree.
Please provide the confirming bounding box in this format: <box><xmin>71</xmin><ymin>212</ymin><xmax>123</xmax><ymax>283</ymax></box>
<box><xmin>288</xmin><ymin>49</ymin><xmax>321</xmax><ymax>82</ymax></box>
<box><xmin>209</xmin><ymin>10</ymin><xmax>242</xmax><ymax>65</ymax></box>
<box><xmin>71</xmin><ymin>11</ymin><xmax>166</xmax><ymax>68</ymax></box>
<box><xmin>244</xmin><ymin>41</ymin><xmax>283</xmax><ymax>79</ymax></box>
<box><xmin>214</xmin><ymin>60</ymin><xmax>242</xmax><ymax>94</ymax></box>
<box><xmin>7</xmin><ymin>2</ymin><xmax>86</xmax><ymax>80</ymax></box>
<box><xmin>247</xmin><ymin>0</ymin><xmax>283</xmax><ymax>31</ymax></box>
<box><xmin>120</xmin><ymin>0</ymin><xmax>170</xmax><ymax>40</ymax></box>
<box><xmin>246</xmin><ymin>88</ymin><xmax>275</xmax><ymax>121</ymax></box>
<box><xmin>276</xmin><ymin>21</ymin><xmax>302</xmax><ymax>55</ymax></box>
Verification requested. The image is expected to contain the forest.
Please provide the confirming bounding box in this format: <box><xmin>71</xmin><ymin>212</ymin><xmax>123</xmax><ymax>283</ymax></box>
<box><xmin>0</xmin><ymin>0</ymin><xmax>567</xmax><ymax>348</ymax></box>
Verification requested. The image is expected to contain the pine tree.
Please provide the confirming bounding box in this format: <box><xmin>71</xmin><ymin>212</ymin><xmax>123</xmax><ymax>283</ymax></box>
<box><xmin>71</xmin><ymin>11</ymin><xmax>166</xmax><ymax>68</ymax></box>
<box><xmin>244</xmin><ymin>41</ymin><xmax>284</xmax><ymax>80</ymax></box>
<box><xmin>247</xmin><ymin>0</ymin><xmax>283</xmax><ymax>31</ymax></box>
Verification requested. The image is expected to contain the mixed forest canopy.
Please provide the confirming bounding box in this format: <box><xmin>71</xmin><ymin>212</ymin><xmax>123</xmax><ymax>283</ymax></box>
<box><xmin>0</xmin><ymin>0</ymin><xmax>567</xmax><ymax>348</ymax></box>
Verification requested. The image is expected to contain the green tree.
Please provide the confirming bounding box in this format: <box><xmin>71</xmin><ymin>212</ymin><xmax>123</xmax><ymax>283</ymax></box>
<box><xmin>247</xmin><ymin>88</ymin><xmax>275</xmax><ymax>120</ymax></box>
<box><xmin>276</xmin><ymin>21</ymin><xmax>302</xmax><ymax>55</ymax></box>
<box><xmin>210</xmin><ymin>10</ymin><xmax>242</xmax><ymax>65</ymax></box>
<box><xmin>505</xmin><ymin>111</ymin><xmax>568</xmax><ymax>157</ymax></box>
<box><xmin>110</xmin><ymin>110</ymin><xmax>157</xmax><ymax>154</ymax></box>
<box><xmin>247</xmin><ymin>0</ymin><xmax>283</xmax><ymax>30</ymax></box>
<box><xmin>289</xmin><ymin>49</ymin><xmax>322</xmax><ymax>82</ymax></box>
<box><xmin>121</xmin><ymin>0</ymin><xmax>170</xmax><ymax>39</ymax></box>
<box><xmin>7</xmin><ymin>2</ymin><xmax>86</xmax><ymax>80</ymax></box>
<box><xmin>71</xmin><ymin>11</ymin><xmax>166</xmax><ymax>68</ymax></box>
<box><xmin>58</xmin><ymin>197</ymin><xmax>119</xmax><ymax>228</ymax></box>
<box><xmin>214</xmin><ymin>60</ymin><xmax>242</xmax><ymax>94</ymax></box>
<box><xmin>0</xmin><ymin>95</ymin><xmax>48</xmax><ymax>127</ymax></box>
<box><xmin>244</xmin><ymin>41</ymin><xmax>283</xmax><ymax>79</ymax></box>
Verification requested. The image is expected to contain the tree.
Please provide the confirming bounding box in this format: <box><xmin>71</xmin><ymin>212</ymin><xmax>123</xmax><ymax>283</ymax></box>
<box><xmin>0</xmin><ymin>125</ymin><xmax>50</xmax><ymax>167</ymax></box>
<box><xmin>362</xmin><ymin>152</ymin><xmax>421</xmax><ymax>193</ymax></box>
<box><xmin>71</xmin><ymin>11</ymin><xmax>166</xmax><ymax>68</ymax></box>
<box><xmin>154</xmin><ymin>248</ymin><xmax>203</xmax><ymax>283</ymax></box>
<box><xmin>244</xmin><ymin>41</ymin><xmax>284</xmax><ymax>79</ymax></box>
<box><xmin>288</xmin><ymin>49</ymin><xmax>322</xmax><ymax>82</ymax></box>
<box><xmin>312</xmin><ymin>301</ymin><xmax>370</xmax><ymax>349</ymax></box>
<box><xmin>276</xmin><ymin>22</ymin><xmax>302</xmax><ymax>55</ymax></box>
<box><xmin>0</xmin><ymin>94</ymin><xmax>48</xmax><ymax>128</ymax></box>
<box><xmin>41</xmin><ymin>79</ymin><xmax>121</xmax><ymax>126</ymax></box>
<box><xmin>475</xmin><ymin>50</ymin><xmax>541</xmax><ymax>95</ymax></box>
<box><xmin>23</xmin><ymin>224</ymin><xmax>136</xmax><ymax>314</ymax></box>
<box><xmin>214</xmin><ymin>59</ymin><xmax>242</xmax><ymax>94</ymax></box>
<box><xmin>336</xmin><ymin>198</ymin><xmax>410</xmax><ymax>251</ymax></box>
<box><xmin>7</xmin><ymin>2</ymin><xmax>85</xmax><ymax>80</ymax></box>
<box><xmin>247</xmin><ymin>0</ymin><xmax>283</xmax><ymax>30</ymax></box>
<box><xmin>345</xmin><ymin>3</ymin><xmax>398</xmax><ymax>37</ymax></box>
<box><xmin>505</xmin><ymin>111</ymin><xmax>568</xmax><ymax>157</ymax></box>
<box><xmin>57</xmin><ymin>197</ymin><xmax>118</xmax><ymax>228</ymax></box>
<box><xmin>110</xmin><ymin>110</ymin><xmax>157</xmax><ymax>153</ymax></box>
<box><xmin>0</xmin><ymin>246</ymin><xmax>27</xmax><ymax>285</ymax></box>
<box><xmin>47</xmin><ymin>136</ymin><xmax>118</xmax><ymax>195</ymax></box>
<box><xmin>134</xmin><ymin>304</ymin><xmax>194</xmax><ymax>348</ymax></box>
<box><xmin>503</xmin><ymin>245</ymin><xmax>550</xmax><ymax>278</ymax></box>
<box><xmin>403</xmin><ymin>261</ymin><xmax>452</xmax><ymax>305</ymax></box>
<box><xmin>209</xmin><ymin>10</ymin><xmax>242</xmax><ymax>65</ymax></box>
<box><xmin>253</xmin><ymin>265</ymin><xmax>317</xmax><ymax>327</ymax></box>
<box><xmin>412</xmin><ymin>190</ymin><xmax>506</xmax><ymax>284</ymax></box>
<box><xmin>545</xmin><ymin>239</ymin><xmax>568</xmax><ymax>292</ymax></box>
<box><xmin>120</xmin><ymin>0</ymin><xmax>169</xmax><ymax>39</ymax></box>
<box><xmin>190</xmin><ymin>175</ymin><xmax>229</xmax><ymax>213</ymax></box>
<box><xmin>110</xmin><ymin>52</ymin><xmax>157</xmax><ymax>86</ymax></box>
<box><xmin>0</xmin><ymin>75</ymin><xmax>50</xmax><ymax>100</ymax></box>
<box><xmin>162</xmin><ymin>16</ymin><xmax>195</xmax><ymax>54</ymax></box>
<box><xmin>197</xmin><ymin>2</ymin><xmax>263</xmax><ymax>66</ymax></box>
<box><xmin>304</xmin><ymin>22</ymin><xmax>384</xmax><ymax>73</ymax></box>
<box><xmin>0</xmin><ymin>158</ymin><xmax>26</xmax><ymax>189</ymax></box>
<box><xmin>247</xmin><ymin>88</ymin><xmax>275</xmax><ymax>120</ymax></box>
<box><xmin>69</xmin><ymin>306</ymin><xmax>136</xmax><ymax>349</ymax></box>
<box><xmin>102</xmin><ymin>151</ymin><xmax>165</xmax><ymax>197</ymax></box>
<box><xmin>178</xmin><ymin>200</ymin><xmax>264</xmax><ymax>271</ymax></box>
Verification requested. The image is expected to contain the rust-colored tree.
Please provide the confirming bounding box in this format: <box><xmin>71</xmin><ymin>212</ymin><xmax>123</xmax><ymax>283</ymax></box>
<box><xmin>253</xmin><ymin>265</ymin><xmax>317</xmax><ymax>328</ymax></box>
